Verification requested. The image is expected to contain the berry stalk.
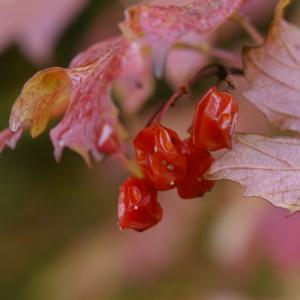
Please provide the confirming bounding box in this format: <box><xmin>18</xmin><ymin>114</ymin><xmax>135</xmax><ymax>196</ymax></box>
<box><xmin>147</xmin><ymin>64</ymin><xmax>242</xmax><ymax>126</ymax></box>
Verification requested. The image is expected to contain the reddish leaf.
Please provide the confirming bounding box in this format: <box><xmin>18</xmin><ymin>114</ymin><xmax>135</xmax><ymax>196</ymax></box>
<box><xmin>50</xmin><ymin>36</ymin><xmax>152</xmax><ymax>164</ymax></box>
<box><xmin>207</xmin><ymin>133</ymin><xmax>300</xmax><ymax>212</ymax></box>
<box><xmin>121</xmin><ymin>0</ymin><xmax>243</xmax><ymax>75</ymax></box>
<box><xmin>0</xmin><ymin>128</ymin><xmax>23</xmax><ymax>153</ymax></box>
<box><xmin>7</xmin><ymin>36</ymin><xmax>152</xmax><ymax>166</ymax></box>
<box><xmin>242</xmin><ymin>0</ymin><xmax>300</xmax><ymax>132</ymax></box>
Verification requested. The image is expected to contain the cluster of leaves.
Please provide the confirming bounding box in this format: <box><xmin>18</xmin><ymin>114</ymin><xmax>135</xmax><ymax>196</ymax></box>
<box><xmin>0</xmin><ymin>0</ymin><xmax>242</xmax><ymax>164</ymax></box>
<box><xmin>208</xmin><ymin>0</ymin><xmax>300</xmax><ymax>212</ymax></box>
<box><xmin>1</xmin><ymin>0</ymin><xmax>300</xmax><ymax>213</ymax></box>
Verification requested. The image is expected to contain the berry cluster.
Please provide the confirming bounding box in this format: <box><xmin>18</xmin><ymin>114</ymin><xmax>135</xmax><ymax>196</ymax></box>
<box><xmin>118</xmin><ymin>86</ymin><xmax>238</xmax><ymax>231</ymax></box>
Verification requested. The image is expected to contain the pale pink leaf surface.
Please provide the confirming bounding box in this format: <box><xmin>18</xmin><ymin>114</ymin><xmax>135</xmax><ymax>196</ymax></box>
<box><xmin>121</xmin><ymin>0</ymin><xmax>243</xmax><ymax>75</ymax></box>
<box><xmin>207</xmin><ymin>133</ymin><xmax>300</xmax><ymax>212</ymax></box>
<box><xmin>0</xmin><ymin>128</ymin><xmax>23</xmax><ymax>153</ymax></box>
<box><xmin>243</xmin><ymin>0</ymin><xmax>300</xmax><ymax>132</ymax></box>
<box><xmin>50</xmin><ymin>36</ymin><xmax>152</xmax><ymax>163</ymax></box>
<box><xmin>0</xmin><ymin>0</ymin><xmax>88</xmax><ymax>63</ymax></box>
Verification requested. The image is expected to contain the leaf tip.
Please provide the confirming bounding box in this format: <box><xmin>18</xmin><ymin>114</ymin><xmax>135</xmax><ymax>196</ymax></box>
<box><xmin>9</xmin><ymin>67</ymin><xmax>71</xmax><ymax>139</ymax></box>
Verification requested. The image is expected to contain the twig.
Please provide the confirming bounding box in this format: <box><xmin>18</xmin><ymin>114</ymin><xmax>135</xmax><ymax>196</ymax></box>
<box><xmin>232</xmin><ymin>13</ymin><xmax>264</xmax><ymax>45</ymax></box>
<box><xmin>174</xmin><ymin>42</ymin><xmax>243</xmax><ymax>67</ymax></box>
<box><xmin>147</xmin><ymin>64</ymin><xmax>243</xmax><ymax>126</ymax></box>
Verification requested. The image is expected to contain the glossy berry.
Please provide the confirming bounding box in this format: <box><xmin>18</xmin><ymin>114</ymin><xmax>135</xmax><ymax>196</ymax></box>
<box><xmin>177</xmin><ymin>138</ymin><xmax>215</xmax><ymax>199</ymax></box>
<box><xmin>192</xmin><ymin>86</ymin><xmax>238</xmax><ymax>151</ymax></box>
<box><xmin>118</xmin><ymin>177</ymin><xmax>162</xmax><ymax>231</ymax></box>
<box><xmin>133</xmin><ymin>123</ymin><xmax>186</xmax><ymax>190</ymax></box>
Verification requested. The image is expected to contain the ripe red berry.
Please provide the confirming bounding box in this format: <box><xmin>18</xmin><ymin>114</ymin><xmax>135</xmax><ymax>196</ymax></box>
<box><xmin>192</xmin><ymin>87</ymin><xmax>238</xmax><ymax>151</ymax></box>
<box><xmin>177</xmin><ymin>138</ymin><xmax>215</xmax><ymax>199</ymax></box>
<box><xmin>133</xmin><ymin>123</ymin><xmax>186</xmax><ymax>190</ymax></box>
<box><xmin>118</xmin><ymin>177</ymin><xmax>162</xmax><ymax>231</ymax></box>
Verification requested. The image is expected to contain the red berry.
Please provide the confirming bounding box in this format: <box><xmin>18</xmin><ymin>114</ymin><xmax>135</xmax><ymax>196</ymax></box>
<box><xmin>192</xmin><ymin>87</ymin><xmax>238</xmax><ymax>151</ymax></box>
<box><xmin>118</xmin><ymin>177</ymin><xmax>162</xmax><ymax>231</ymax></box>
<box><xmin>177</xmin><ymin>138</ymin><xmax>215</xmax><ymax>199</ymax></box>
<box><xmin>133</xmin><ymin>123</ymin><xmax>186</xmax><ymax>190</ymax></box>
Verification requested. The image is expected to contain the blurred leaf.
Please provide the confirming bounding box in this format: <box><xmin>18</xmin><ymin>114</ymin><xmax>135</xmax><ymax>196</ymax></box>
<box><xmin>0</xmin><ymin>0</ymin><xmax>88</xmax><ymax>64</ymax></box>
<box><xmin>120</xmin><ymin>0</ymin><xmax>243</xmax><ymax>75</ymax></box>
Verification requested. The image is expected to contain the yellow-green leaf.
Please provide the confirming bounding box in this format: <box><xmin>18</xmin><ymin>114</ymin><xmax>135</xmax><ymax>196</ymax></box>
<box><xmin>9</xmin><ymin>67</ymin><xmax>72</xmax><ymax>138</ymax></box>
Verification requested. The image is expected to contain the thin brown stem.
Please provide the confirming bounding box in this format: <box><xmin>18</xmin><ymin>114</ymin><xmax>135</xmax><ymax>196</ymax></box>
<box><xmin>147</xmin><ymin>85</ymin><xmax>189</xmax><ymax>127</ymax></box>
<box><xmin>232</xmin><ymin>13</ymin><xmax>264</xmax><ymax>45</ymax></box>
<box><xmin>147</xmin><ymin>64</ymin><xmax>243</xmax><ymax>126</ymax></box>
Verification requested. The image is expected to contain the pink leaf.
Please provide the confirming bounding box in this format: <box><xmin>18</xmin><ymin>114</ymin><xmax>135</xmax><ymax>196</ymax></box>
<box><xmin>242</xmin><ymin>0</ymin><xmax>300</xmax><ymax>132</ymax></box>
<box><xmin>207</xmin><ymin>133</ymin><xmax>300</xmax><ymax>213</ymax></box>
<box><xmin>50</xmin><ymin>36</ymin><xmax>152</xmax><ymax>164</ymax></box>
<box><xmin>120</xmin><ymin>0</ymin><xmax>243</xmax><ymax>75</ymax></box>
<box><xmin>7</xmin><ymin>35</ymin><xmax>152</xmax><ymax>169</ymax></box>
<box><xmin>0</xmin><ymin>0</ymin><xmax>88</xmax><ymax>63</ymax></box>
<box><xmin>0</xmin><ymin>127</ymin><xmax>23</xmax><ymax>153</ymax></box>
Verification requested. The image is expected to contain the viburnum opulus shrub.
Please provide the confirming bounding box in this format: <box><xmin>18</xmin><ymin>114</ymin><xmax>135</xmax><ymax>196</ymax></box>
<box><xmin>1</xmin><ymin>0</ymin><xmax>300</xmax><ymax>231</ymax></box>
